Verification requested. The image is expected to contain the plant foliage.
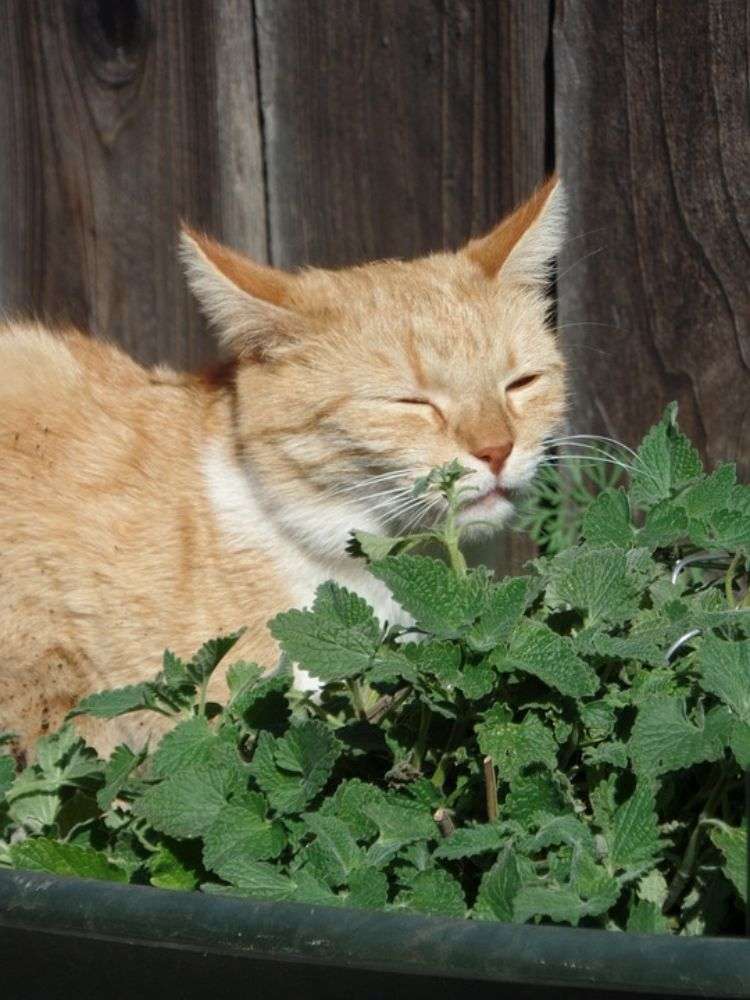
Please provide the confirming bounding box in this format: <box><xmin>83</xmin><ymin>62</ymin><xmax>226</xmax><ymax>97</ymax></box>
<box><xmin>1</xmin><ymin>405</ymin><xmax>747</xmax><ymax>933</ymax></box>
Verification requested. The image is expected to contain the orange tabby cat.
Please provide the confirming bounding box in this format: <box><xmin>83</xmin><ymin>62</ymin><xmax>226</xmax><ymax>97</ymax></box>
<box><xmin>0</xmin><ymin>177</ymin><xmax>566</xmax><ymax>756</ymax></box>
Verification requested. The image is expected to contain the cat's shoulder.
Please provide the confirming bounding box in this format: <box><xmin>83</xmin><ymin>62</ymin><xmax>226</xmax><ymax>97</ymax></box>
<box><xmin>0</xmin><ymin>322</ymin><xmax>155</xmax><ymax>398</ymax></box>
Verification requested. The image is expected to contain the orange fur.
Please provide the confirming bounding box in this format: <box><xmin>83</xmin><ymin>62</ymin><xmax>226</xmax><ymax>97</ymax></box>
<box><xmin>1</xmin><ymin>179</ymin><xmax>567</xmax><ymax>756</ymax></box>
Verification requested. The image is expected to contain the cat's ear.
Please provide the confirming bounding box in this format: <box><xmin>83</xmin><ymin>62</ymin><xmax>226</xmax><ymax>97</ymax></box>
<box><xmin>180</xmin><ymin>226</ymin><xmax>300</xmax><ymax>360</ymax></box>
<box><xmin>464</xmin><ymin>175</ymin><xmax>565</xmax><ymax>287</ymax></box>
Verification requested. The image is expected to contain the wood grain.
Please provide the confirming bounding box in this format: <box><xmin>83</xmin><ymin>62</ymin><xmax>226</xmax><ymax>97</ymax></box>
<box><xmin>555</xmin><ymin>0</ymin><xmax>750</xmax><ymax>476</ymax></box>
<box><xmin>0</xmin><ymin>0</ymin><xmax>266</xmax><ymax>368</ymax></box>
<box><xmin>254</xmin><ymin>0</ymin><xmax>552</xmax><ymax>268</ymax></box>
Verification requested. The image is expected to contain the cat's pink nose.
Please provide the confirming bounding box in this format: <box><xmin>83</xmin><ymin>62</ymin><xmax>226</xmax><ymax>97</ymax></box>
<box><xmin>473</xmin><ymin>442</ymin><xmax>513</xmax><ymax>476</ymax></box>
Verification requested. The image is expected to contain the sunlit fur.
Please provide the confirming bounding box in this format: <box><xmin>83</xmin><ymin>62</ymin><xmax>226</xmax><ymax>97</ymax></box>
<box><xmin>0</xmin><ymin>178</ymin><xmax>566</xmax><ymax>755</ymax></box>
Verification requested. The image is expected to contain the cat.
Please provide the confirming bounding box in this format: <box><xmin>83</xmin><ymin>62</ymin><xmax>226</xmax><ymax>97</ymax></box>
<box><xmin>0</xmin><ymin>176</ymin><xmax>566</xmax><ymax>758</ymax></box>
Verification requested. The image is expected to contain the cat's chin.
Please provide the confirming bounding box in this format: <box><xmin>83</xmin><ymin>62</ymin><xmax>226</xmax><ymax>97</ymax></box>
<box><xmin>455</xmin><ymin>489</ymin><xmax>514</xmax><ymax>536</ymax></box>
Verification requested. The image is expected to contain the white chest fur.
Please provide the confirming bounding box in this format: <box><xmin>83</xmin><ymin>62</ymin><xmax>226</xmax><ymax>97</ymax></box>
<box><xmin>201</xmin><ymin>441</ymin><xmax>409</xmax><ymax>689</ymax></box>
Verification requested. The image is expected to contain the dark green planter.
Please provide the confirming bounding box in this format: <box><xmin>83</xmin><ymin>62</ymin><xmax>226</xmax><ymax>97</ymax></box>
<box><xmin>1</xmin><ymin>870</ymin><xmax>748</xmax><ymax>1000</ymax></box>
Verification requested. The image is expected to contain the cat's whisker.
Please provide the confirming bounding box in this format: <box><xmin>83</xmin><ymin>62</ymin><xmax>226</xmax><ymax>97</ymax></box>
<box><xmin>554</xmin><ymin>245</ymin><xmax>605</xmax><ymax>284</ymax></box>
<box><xmin>323</xmin><ymin>469</ymin><xmax>412</xmax><ymax>499</ymax></box>
<box><xmin>541</xmin><ymin>442</ymin><xmax>638</xmax><ymax>475</ymax></box>
<box><xmin>538</xmin><ymin>454</ymin><xmax>639</xmax><ymax>478</ymax></box>
<box><xmin>545</xmin><ymin>432</ymin><xmax>640</xmax><ymax>460</ymax></box>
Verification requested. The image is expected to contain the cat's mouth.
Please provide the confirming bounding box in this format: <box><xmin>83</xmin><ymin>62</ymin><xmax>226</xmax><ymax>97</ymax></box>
<box><xmin>460</xmin><ymin>485</ymin><xmax>511</xmax><ymax>511</ymax></box>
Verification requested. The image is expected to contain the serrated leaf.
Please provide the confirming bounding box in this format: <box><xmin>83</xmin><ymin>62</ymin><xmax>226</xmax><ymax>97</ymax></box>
<box><xmin>630</xmin><ymin>403</ymin><xmax>703</xmax><ymax>509</ymax></box>
<box><xmin>11</xmin><ymin>838</ymin><xmax>127</xmax><ymax>883</ymax></box>
<box><xmin>209</xmin><ymin>861</ymin><xmax>296</xmax><ymax>901</ymax></box>
<box><xmin>477</xmin><ymin>705</ymin><xmax>558</xmax><ymax>780</ymax></box>
<box><xmin>349</xmin><ymin>530</ymin><xmax>406</xmax><ymax>562</ymax></box>
<box><xmin>398</xmin><ymin>868</ymin><xmax>465</xmax><ymax>918</ymax></box>
<box><xmin>69</xmin><ymin>684</ymin><xmax>153</xmax><ymax>719</ymax></box>
<box><xmin>187</xmin><ymin>631</ymin><xmax>244</xmax><ymax>684</ymax></box>
<box><xmin>628</xmin><ymin>697</ymin><xmax>727</xmax><ymax>777</ymax></box>
<box><xmin>363</xmin><ymin>797</ymin><xmax>436</xmax><ymax>866</ymax></box>
<box><xmin>369</xmin><ymin>555</ymin><xmax>485</xmax><ymax>638</ymax></box>
<box><xmin>135</xmin><ymin>763</ymin><xmax>242</xmax><ymax>839</ymax></box>
<box><xmin>433</xmin><ymin>823</ymin><xmax>509</xmax><ymax>860</ymax></box>
<box><xmin>513</xmin><ymin>884</ymin><xmax>586</xmax><ymax>926</ymax></box>
<box><xmin>303</xmin><ymin>814</ymin><xmax>363</xmax><ymax>886</ymax></box>
<box><xmin>97</xmin><ymin>744</ymin><xmax>144</xmax><ymax>811</ymax></box>
<box><xmin>627</xmin><ymin>898</ymin><xmax>670</xmax><ymax>934</ymax></box>
<box><xmin>638</xmin><ymin>500</ymin><xmax>689</xmax><ymax>550</ymax></box>
<box><xmin>203</xmin><ymin>793</ymin><xmax>286</xmax><ymax>880</ymax></box>
<box><xmin>249</xmin><ymin>722</ymin><xmax>341</xmax><ymax>815</ymax></box>
<box><xmin>346</xmin><ymin>867</ymin><xmax>388</xmax><ymax>910</ymax></box>
<box><xmin>162</xmin><ymin>649</ymin><xmax>188</xmax><ymax>688</ymax></box>
<box><xmin>524</xmin><ymin>813</ymin><xmax>594</xmax><ymax>853</ymax></box>
<box><xmin>321</xmin><ymin>779</ymin><xmax>382</xmax><ymax>840</ymax></box>
<box><xmin>609</xmin><ymin>783</ymin><xmax>661</xmax><ymax>871</ymax></box>
<box><xmin>710</xmin><ymin>823</ymin><xmax>747</xmax><ymax>903</ymax></box>
<box><xmin>465</xmin><ymin>578</ymin><xmax>528</xmax><ymax>652</ymax></box>
<box><xmin>0</xmin><ymin>756</ymin><xmax>15</xmax><ymax>799</ymax></box>
<box><xmin>270</xmin><ymin>582</ymin><xmax>381</xmax><ymax>681</ymax></box>
<box><xmin>503</xmin><ymin>770</ymin><xmax>567</xmax><ymax>825</ymax></box>
<box><xmin>637</xmin><ymin>869</ymin><xmax>668</xmax><ymax>906</ymax></box>
<box><xmin>492</xmin><ymin>620</ymin><xmax>598</xmax><ymax>698</ymax></box>
<box><xmin>697</xmin><ymin>637</ymin><xmax>750</xmax><ymax>723</ymax></box>
<box><xmin>582</xmin><ymin>489</ymin><xmax>633</xmax><ymax>547</ymax></box>
<box><xmin>151</xmin><ymin>717</ymin><xmax>240</xmax><ymax>778</ymax></box>
<box><xmin>147</xmin><ymin>843</ymin><xmax>200</xmax><ymax>891</ymax></box>
<box><xmin>582</xmin><ymin>741</ymin><xmax>629</xmax><ymax>769</ymax></box>
<box><xmin>674</xmin><ymin>464</ymin><xmax>736</xmax><ymax>519</ymax></box>
<box><xmin>474</xmin><ymin>846</ymin><xmax>532</xmax><ymax>922</ymax></box>
<box><xmin>546</xmin><ymin>546</ymin><xmax>639</xmax><ymax>627</ymax></box>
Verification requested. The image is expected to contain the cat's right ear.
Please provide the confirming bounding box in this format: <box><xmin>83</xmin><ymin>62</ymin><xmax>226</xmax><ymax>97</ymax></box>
<box><xmin>179</xmin><ymin>226</ymin><xmax>301</xmax><ymax>361</ymax></box>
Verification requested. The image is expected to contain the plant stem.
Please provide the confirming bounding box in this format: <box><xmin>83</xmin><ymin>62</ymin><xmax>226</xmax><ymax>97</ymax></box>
<box><xmin>483</xmin><ymin>756</ymin><xmax>498</xmax><ymax>823</ymax></box>
<box><xmin>663</xmin><ymin>764</ymin><xmax>728</xmax><ymax>914</ymax></box>
<box><xmin>413</xmin><ymin>702</ymin><xmax>431</xmax><ymax>769</ymax></box>
<box><xmin>433</xmin><ymin>807</ymin><xmax>456</xmax><ymax>838</ymax></box>
<box><xmin>366</xmin><ymin>687</ymin><xmax>410</xmax><ymax>724</ymax></box>
<box><xmin>431</xmin><ymin>718</ymin><xmax>466</xmax><ymax>789</ymax></box>
<box><xmin>346</xmin><ymin>679</ymin><xmax>367</xmax><ymax>721</ymax></box>
<box><xmin>724</xmin><ymin>552</ymin><xmax>741</xmax><ymax>608</ymax></box>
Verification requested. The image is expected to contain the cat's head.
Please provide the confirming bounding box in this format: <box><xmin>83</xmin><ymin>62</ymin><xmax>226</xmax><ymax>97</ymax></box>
<box><xmin>181</xmin><ymin>178</ymin><xmax>566</xmax><ymax>558</ymax></box>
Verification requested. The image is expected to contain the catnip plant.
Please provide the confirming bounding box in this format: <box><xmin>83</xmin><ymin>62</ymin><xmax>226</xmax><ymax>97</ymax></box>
<box><xmin>0</xmin><ymin>404</ymin><xmax>747</xmax><ymax>934</ymax></box>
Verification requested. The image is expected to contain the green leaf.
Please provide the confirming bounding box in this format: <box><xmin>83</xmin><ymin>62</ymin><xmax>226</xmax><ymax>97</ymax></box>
<box><xmin>348</xmin><ymin>530</ymin><xmax>406</xmax><ymax>562</ymax></box>
<box><xmin>270</xmin><ymin>583</ymin><xmax>381</xmax><ymax>681</ymax></box>
<box><xmin>0</xmin><ymin>756</ymin><xmax>15</xmax><ymax>799</ymax></box>
<box><xmin>465</xmin><ymin>578</ymin><xmax>528</xmax><ymax>652</ymax></box>
<box><xmin>433</xmin><ymin>823</ymin><xmax>509</xmax><ymax>860</ymax></box>
<box><xmin>398</xmin><ymin>868</ymin><xmax>466</xmax><ymax>918</ymax></box>
<box><xmin>674</xmin><ymin>463</ymin><xmax>736</xmax><ymax>519</ymax></box>
<box><xmin>187</xmin><ymin>630</ymin><xmax>244</xmax><ymax>684</ymax></box>
<box><xmin>627</xmin><ymin>898</ymin><xmax>670</xmax><ymax>934</ymax></box>
<box><xmin>203</xmin><ymin>794</ymin><xmax>286</xmax><ymax>880</ymax></box>
<box><xmin>11</xmin><ymin>838</ymin><xmax>127</xmax><ymax>883</ymax></box>
<box><xmin>162</xmin><ymin>649</ymin><xmax>189</xmax><ymax>688</ymax></box>
<box><xmin>710</xmin><ymin>823</ymin><xmax>747</xmax><ymax>903</ymax></box>
<box><xmin>249</xmin><ymin>722</ymin><xmax>341</xmax><ymax>815</ymax></box>
<box><xmin>303</xmin><ymin>814</ymin><xmax>363</xmax><ymax>886</ymax></box>
<box><xmin>628</xmin><ymin>697</ymin><xmax>728</xmax><ymax>777</ymax></box>
<box><xmin>630</xmin><ymin>403</ymin><xmax>703</xmax><ymax>509</ymax></box>
<box><xmin>503</xmin><ymin>770</ymin><xmax>567</xmax><ymax>825</ymax></box>
<box><xmin>697</xmin><ymin>637</ymin><xmax>750</xmax><ymax>723</ymax></box>
<box><xmin>492</xmin><ymin>620</ymin><xmax>598</xmax><ymax>699</ymax></box>
<box><xmin>477</xmin><ymin>705</ymin><xmax>558</xmax><ymax>781</ymax></box>
<box><xmin>370</xmin><ymin>555</ymin><xmax>485</xmax><ymax>638</ymax></box>
<box><xmin>546</xmin><ymin>546</ymin><xmax>639</xmax><ymax>627</ymax></box>
<box><xmin>474</xmin><ymin>846</ymin><xmax>532</xmax><ymax>922</ymax></box>
<box><xmin>582</xmin><ymin>489</ymin><xmax>633</xmax><ymax>547</ymax></box>
<box><xmin>69</xmin><ymin>684</ymin><xmax>153</xmax><ymax>719</ymax></box>
<box><xmin>524</xmin><ymin>813</ymin><xmax>594</xmax><ymax>853</ymax></box>
<box><xmin>322</xmin><ymin>778</ymin><xmax>381</xmax><ymax>840</ymax></box>
<box><xmin>135</xmin><ymin>763</ymin><xmax>242</xmax><ymax>839</ymax></box>
<box><xmin>513</xmin><ymin>885</ymin><xmax>586</xmax><ymax>926</ymax></box>
<box><xmin>346</xmin><ymin>867</ymin><xmax>388</xmax><ymax>910</ymax></box>
<box><xmin>211</xmin><ymin>861</ymin><xmax>296</xmax><ymax>901</ymax></box>
<box><xmin>609</xmin><ymin>783</ymin><xmax>661</xmax><ymax>872</ymax></box>
<box><xmin>363</xmin><ymin>797</ymin><xmax>436</xmax><ymax>866</ymax></box>
<box><xmin>151</xmin><ymin>717</ymin><xmax>240</xmax><ymax>778</ymax></box>
<box><xmin>638</xmin><ymin>500</ymin><xmax>689</xmax><ymax>550</ymax></box>
<box><xmin>97</xmin><ymin>744</ymin><xmax>144</xmax><ymax>811</ymax></box>
<box><xmin>147</xmin><ymin>842</ymin><xmax>200</xmax><ymax>891</ymax></box>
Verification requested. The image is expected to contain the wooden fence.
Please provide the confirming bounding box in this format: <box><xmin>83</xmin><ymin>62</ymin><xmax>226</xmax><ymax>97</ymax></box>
<box><xmin>0</xmin><ymin>0</ymin><xmax>747</xmax><ymax>569</ymax></box>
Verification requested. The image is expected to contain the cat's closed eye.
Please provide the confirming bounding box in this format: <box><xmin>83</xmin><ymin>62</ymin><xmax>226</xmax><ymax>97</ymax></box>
<box><xmin>394</xmin><ymin>397</ymin><xmax>446</xmax><ymax>423</ymax></box>
<box><xmin>506</xmin><ymin>372</ymin><xmax>542</xmax><ymax>392</ymax></box>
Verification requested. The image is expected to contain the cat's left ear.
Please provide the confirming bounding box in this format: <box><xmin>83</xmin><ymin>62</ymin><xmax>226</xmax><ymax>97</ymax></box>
<box><xmin>464</xmin><ymin>175</ymin><xmax>565</xmax><ymax>288</ymax></box>
<box><xmin>179</xmin><ymin>226</ymin><xmax>301</xmax><ymax>361</ymax></box>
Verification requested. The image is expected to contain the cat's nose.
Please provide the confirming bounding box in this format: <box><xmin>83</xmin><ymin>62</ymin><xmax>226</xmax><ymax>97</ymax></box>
<box><xmin>473</xmin><ymin>442</ymin><xmax>513</xmax><ymax>476</ymax></box>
